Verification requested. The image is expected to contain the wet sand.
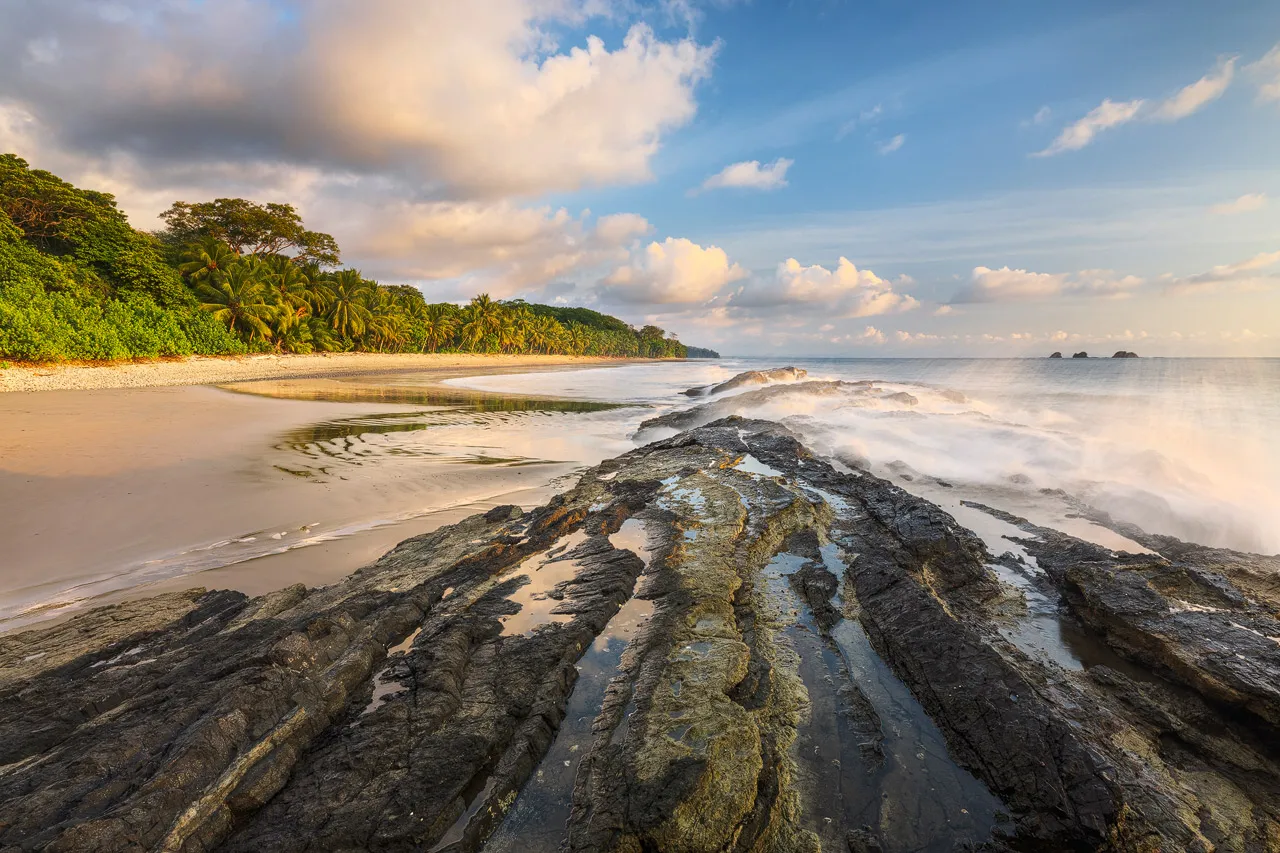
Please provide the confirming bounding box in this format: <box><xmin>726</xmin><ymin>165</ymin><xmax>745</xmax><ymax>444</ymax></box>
<box><xmin>0</xmin><ymin>352</ymin><xmax>645</xmax><ymax>393</ymax></box>
<box><xmin>0</xmin><ymin>359</ymin><xmax>646</xmax><ymax>632</ymax></box>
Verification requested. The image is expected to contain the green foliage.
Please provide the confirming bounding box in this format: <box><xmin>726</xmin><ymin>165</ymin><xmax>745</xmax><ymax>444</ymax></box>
<box><xmin>0</xmin><ymin>277</ymin><xmax>243</xmax><ymax>362</ymax></box>
<box><xmin>0</xmin><ymin>155</ymin><xmax>702</xmax><ymax>364</ymax></box>
<box><xmin>160</xmin><ymin>198</ymin><xmax>341</xmax><ymax>266</ymax></box>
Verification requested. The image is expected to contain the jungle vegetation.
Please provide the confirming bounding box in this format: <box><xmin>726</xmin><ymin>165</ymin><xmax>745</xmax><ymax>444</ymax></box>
<box><xmin>0</xmin><ymin>154</ymin><xmax>695</xmax><ymax>363</ymax></box>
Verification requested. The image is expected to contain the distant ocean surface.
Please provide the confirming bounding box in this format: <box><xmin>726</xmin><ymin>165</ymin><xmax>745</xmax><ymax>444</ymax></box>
<box><xmin>450</xmin><ymin>358</ymin><xmax>1280</xmax><ymax>555</ymax></box>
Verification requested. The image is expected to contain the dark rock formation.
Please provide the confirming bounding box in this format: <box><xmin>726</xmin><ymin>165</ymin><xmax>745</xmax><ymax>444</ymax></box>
<box><xmin>2</xmin><ymin>420</ymin><xmax>1277</xmax><ymax>852</ymax></box>
<box><xmin>1072</xmin><ymin>351</ymin><xmax>1089</xmax><ymax>358</ymax></box>
<box><xmin>1111</xmin><ymin>351</ymin><xmax>1139</xmax><ymax>358</ymax></box>
<box><xmin>683</xmin><ymin>366</ymin><xmax>806</xmax><ymax>397</ymax></box>
<box><xmin>1049</xmin><ymin>352</ymin><xmax>1063</xmax><ymax>358</ymax></box>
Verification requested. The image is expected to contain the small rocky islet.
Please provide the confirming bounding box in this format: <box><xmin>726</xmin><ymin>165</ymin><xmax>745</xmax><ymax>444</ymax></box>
<box><xmin>1</xmin><ymin>382</ymin><xmax>1277</xmax><ymax>851</ymax></box>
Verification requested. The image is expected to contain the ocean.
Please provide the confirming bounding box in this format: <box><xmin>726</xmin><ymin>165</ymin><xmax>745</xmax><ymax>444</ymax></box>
<box><xmin>450</xmin><ymin>357</ymin><xmax>1280</xmax><ymax>555</ymax></box>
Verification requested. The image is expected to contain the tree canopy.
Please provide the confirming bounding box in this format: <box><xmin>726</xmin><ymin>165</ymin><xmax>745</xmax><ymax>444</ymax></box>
<box><xmin>159</xmin><ymin>198</ymin><xmax>341</xmax><ymax>266</ymax></box>
<box><xmin>0</xmin><ymin>155</ymin><xmax>704</xmax><ymax>364</ymax></box>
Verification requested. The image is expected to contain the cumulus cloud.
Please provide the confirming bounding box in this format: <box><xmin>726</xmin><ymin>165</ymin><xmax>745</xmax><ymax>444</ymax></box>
<box><xmin>1152</xmin><ymin>58</ymin><xmax>1236</xmax><ymax>121</ymax></box>
<box><xmin>952</xmin><ymin>266</ymin><xmax>1145</xmax><ymax>302</ymax></box>
<box><xmin>0</xmin><ymin>1</ymin><xmax>726</xmax><ymax>300</ymax></box>
<box><xmin>1246</xmin><ymin>43</ymin><xmax>1280</xmax><ymax>102</ymax></box>
<box><xmin>856</xmin><ymin>326</ymin><xmax>886</xmax><ymax>345</ymax></box>
<box><xmin>697</xmin><ymin>158</ymin><xmax>793</xmax><ymax>192</ymax></box>
<box><xmin>600</xmin><ymin>237</ymin><xmax>747</xmax><ymax>304</ymax></box>
<box><xmin>0</xmin><ymin>1</ymin><xmax>716</xmax><ymax>197</ymax></box>
<box><xmin>1210</xmin><ymin>193</ymin><xmax>1268</xmax><ymax>215</ymax></box>
<box><xmin>1033</xmin><ymin>99</ymin><xmax>1144</xmax><ymax>156</ymax></box>
<box><xmin>339</xmin><ymin>201</ymin><xmax>657</xmax><ymax>296</ymax></box>
<box><xmin>877</xmin><ymin>134</ymin><xmax>906</xmax><ymax>155</ymax></box>
<box><xmin>1164</xmin><ymin>250</ymin><xmax>1280</xmax><ymax>294</ymax></box>
<box><xmin>730</xmin><ymin>257</ymin><xmax>919</xmax><ymax>317</ymax></box>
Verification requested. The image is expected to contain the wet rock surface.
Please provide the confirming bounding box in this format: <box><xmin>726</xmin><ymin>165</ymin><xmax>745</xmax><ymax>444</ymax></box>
<box><xmin>683</xmin><ymin>366</ymin><xmax>807</xmax><ymax>397</ymax></box>
<box><xmin>1</xmin><ymin>419</ymin><xmax>1278</xmax><ymax>852</ymax></box>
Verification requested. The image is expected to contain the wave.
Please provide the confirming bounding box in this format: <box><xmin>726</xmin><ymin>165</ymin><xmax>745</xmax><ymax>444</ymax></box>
<box><xmin>639</xmin><ymin>376</ymin><xmax>1279</xmax><ymax>555</ymax></box>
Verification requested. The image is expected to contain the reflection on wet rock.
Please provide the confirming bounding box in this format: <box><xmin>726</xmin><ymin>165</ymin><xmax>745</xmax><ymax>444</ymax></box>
<box><xmin>1</xmin><ymin>418</ymin><xmax>1278</xmax><ymax>852</ymax></box>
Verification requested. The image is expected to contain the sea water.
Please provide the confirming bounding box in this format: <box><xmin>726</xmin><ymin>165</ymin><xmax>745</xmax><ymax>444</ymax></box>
<box><xmin>450</xmin><ymin>358</ymin><xmax>1280</xmax><ymax>555</ymax></box>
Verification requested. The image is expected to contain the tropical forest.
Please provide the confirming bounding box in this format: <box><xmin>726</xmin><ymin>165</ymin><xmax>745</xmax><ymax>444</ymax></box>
<box><xmin>0</xmin><ymin>154</ymin><xmax>702</xmax><ymax>363</ymax></box>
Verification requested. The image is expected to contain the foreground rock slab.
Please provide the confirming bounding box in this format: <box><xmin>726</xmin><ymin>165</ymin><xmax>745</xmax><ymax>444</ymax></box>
<box><xmin>1</xmin><ymin>419</ymin><xmax>1277</xmax><ymax>852</ymax></box>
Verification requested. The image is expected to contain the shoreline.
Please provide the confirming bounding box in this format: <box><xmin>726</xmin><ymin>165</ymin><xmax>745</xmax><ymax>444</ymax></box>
<box><xmin>0</xmin><ymin>352</ymin><xmax>663</xmax><ymax>394</ymax></box>
<box><xmin>0</xmin><ymin>356</ymin><xmax>661</xmax><ymax>634</ymax></box>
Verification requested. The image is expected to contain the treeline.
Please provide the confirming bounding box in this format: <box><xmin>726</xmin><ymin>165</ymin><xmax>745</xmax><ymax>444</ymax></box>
<box><xmin>0</xmin><ymin>154</ymin><xmax>692</xmax><ymax>363</ymax></box>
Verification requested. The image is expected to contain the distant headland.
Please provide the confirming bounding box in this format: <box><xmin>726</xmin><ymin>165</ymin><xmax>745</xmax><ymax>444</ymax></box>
<box><xmin>1048</xmin><ymin>351</ymin><xmax>1139</xmax><ymax>358</ymax></box>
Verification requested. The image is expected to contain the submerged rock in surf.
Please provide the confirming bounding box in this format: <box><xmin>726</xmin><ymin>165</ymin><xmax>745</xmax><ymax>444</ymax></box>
<box><xmin>2</xmin><ymin>419</ymin><xmax>1278</xmax><ymax>852</ymax></box>
<box><xmin>683</xmin><ymin>365</ymin><xmax>807</xmax><ymax>397</ymax></box>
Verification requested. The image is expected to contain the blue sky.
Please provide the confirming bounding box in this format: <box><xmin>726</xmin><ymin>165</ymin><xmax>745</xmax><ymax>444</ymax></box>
<box><xmin>2</xmin><ymin>0</ymin><xmax>1278</xmax><ymax>355</ymax></box>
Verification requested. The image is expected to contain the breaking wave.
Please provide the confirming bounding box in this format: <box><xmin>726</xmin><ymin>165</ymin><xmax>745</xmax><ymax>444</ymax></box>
<box><xmin>633</xmin><ymin>367</ymin><xmax>1280</xmax><ymax>555</ymax></box>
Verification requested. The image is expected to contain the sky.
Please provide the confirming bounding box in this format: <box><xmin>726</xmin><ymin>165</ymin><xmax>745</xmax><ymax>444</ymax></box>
<box><xmin>2</xmin><ymin>0</ymin><xmax>1279</xmax><ymax>356</ymax></box>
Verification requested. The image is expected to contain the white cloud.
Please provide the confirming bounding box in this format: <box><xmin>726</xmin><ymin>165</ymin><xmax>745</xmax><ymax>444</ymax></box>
<box><xmin>339</xmin><ymin>200</ymin><xmax>656</xmax><ymax>295</ymax></box>
<box><xmin>698</xmin><ymin>158</ymin><xmax>794</xmax><ymax>192</ymax></box>
<box><xmin>0</xmin><ymin>2</ymin><xmax>727</xmax><ymax>300</ymax></box>
<box><xmin>1034</xmin><ymin>58</ymin><xmax>1238</xmax><ymax>156</ymax></box>
<box><xmin>731</xmin><ymin>257</ymin><xmax>920</xmax><ymax>317</ymax></box>
<box><xmin>1033</xmin><ymin>98</ymin><xmax>1144</xmax><ymax>156</ymax></box>
<box><xmin>0</xmin><ymin>1</ymin><xmax>718</xmax><ymax>198</ymax></box>
<box><xmin>594</xmin><ymin>212</ymin><xmax>655</xmax><ymax>245</ymax></box>
<box><xmin>1152</xmin><ymin>57</ymin><xmax>1236</xmax><ymax>121</ymax></box>
<box><xmin>600</xmin><ymin>237</ymin><xmax>747</xmax><ymax>304</ymax></box>
<box><xmin>933</xmin><ymin>305</ymin><xmax>955</xmax><ymax>316</ymax></box>
<box><xmin>857</xmin><ymin>326</ymin><xmax>886</xmax><ymax>345</ymax></box>
<box><xmin>1165</xmin><ymin>250</ymin><xmax>1280</xmax><ymax>294</ymax></box>
<box><xmin>1209</xmin><ymin>193</ymin><xmax>1268</xmax><ymax>215</ymax></box>
<box><xmin>1246</xmin><ymin>43</ymin><xmax>1280</xmax><ymax>102</ymax></box>
<box><xmin>877</xmin><ymin>134</ymin><xmax>906</xmax><ymax>155</ymax></box>
<box><xmin>953</xmin><ymin>266</ymin><xmax>1145</xmax><ymax>302</ymax></box>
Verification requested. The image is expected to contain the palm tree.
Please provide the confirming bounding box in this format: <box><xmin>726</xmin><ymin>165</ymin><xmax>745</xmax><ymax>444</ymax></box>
<box><xmin>527</xmin><ymin>316</ymin><xmax>566</xmax><ymax>354</ymax></box>
<box><xmin>179</xmin><ymin>237</ymin><xmax>237</xmax><ymax>287</ymax></box>
<box><xmin>307</xmin><ymin>317</ymin><xmax>340</xmax><ymax>352</ymax></box>
<box><xmin>262</xmin><ymin>255</ymin><xmax>312</xmax><ymax>334</ymax></box>
<box><xmin>420</xmin><ymin>304</ymin><xmax>459</xmax><ymax>352</ymax></box>
<box><xmin>196</xmin><ymin>261</ymin><xmax>275</xmax><ymax>342</ymax></box>
<box><xmin>496</xmin><ymin>310</ymin><xmax>524</xmax><ymax>353</ymax></box>
<box><xmin>274</xmin><ymin>318</ymin><xmax>315</xmax><ymax>354</ymax></box>
<box><xmin>366</xmin><ymin>287</ymin><xmax>408</xmax><ymax>352</ymax></box>
<box><xmin>324</xmin><ymin>269</ymin><xmax>373</xmax><ymax>340</ymax></box>
<box><xmin>459</xmin><ymin>293</ymin><xmax>502</xmax><ymax>350</ymax></box>
<box><xmin>566</xmin><ymin>323</ymin><xmax>589</xmax><ymax>356</ymax></box>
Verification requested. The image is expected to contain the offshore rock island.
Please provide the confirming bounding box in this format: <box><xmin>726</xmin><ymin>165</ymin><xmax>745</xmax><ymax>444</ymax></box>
<box><xmin>2</xmin><ymin>409</ymin><xmax>1277</xmax><ymax>852</ymax></box>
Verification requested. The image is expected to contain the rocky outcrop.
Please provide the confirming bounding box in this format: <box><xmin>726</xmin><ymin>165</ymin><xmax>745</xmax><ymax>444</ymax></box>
<box><xmin>1111</xmin><ymin>351</ymin><xmax>1139</xmax><ymax>358</ymax></box>
<box><xmin>1072</xmin><ymin>351</ymin><xmax>1089</xmax><ymax>358</ymax></box>
<box><xmin>683</xmin><ymin>366</ymin><xmax>807</xmax><ymax>397</ymax></box>
<box><xmin>1049</xmin><ymin>352</ymin><xmax>1063</xmax><ymax>358</ymax></box>
<box><xmin>2</xmin><ymin>420</ymin><xmax>1277</xmax><ymax>852</ymax></box>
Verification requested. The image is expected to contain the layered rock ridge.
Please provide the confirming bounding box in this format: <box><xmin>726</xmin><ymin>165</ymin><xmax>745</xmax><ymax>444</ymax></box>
<box><xmin>0</xmin><ymin>419</ymin><xmax>1277</xmax><ymax>852</ymax></box>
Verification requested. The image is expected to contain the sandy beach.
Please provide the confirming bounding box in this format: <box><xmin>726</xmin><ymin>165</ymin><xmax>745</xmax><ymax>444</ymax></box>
<box><xmin>0</xmin><ymin>352</ymin><xmax>646</xmax><ymax>394</ymax></box>
<box><xmin>0</xmin><ymin>355</ymin><xmax>655</xmax><ymax>632</ymax></box>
